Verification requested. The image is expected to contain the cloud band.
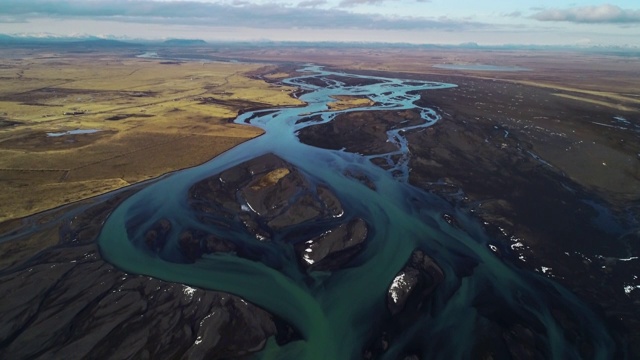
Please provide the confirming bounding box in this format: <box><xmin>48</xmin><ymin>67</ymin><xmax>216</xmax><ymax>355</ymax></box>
<box><xmin>532</xmin><ymin>4</ymin><xmax>640</xmax><ymax>24</ymax></box>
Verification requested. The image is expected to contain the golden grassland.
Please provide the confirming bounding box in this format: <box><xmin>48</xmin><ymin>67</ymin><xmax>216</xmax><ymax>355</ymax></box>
<box><xmin>0</xmin><ymin>52</ymin><xmax>302</xmax><ymax>222</ymax></box>
<box><xmin>262</xmin><ymin>72</ymin><xmax>292</xmax><ymax>81</ymax></box>
<box><xmin>251</xmin><ymin>168</ymin><xmax>290</xmax><ymax>190</ymax></box>
<box><xmin>327</xmin><ymin>95</ymin><xmax>376</xmax><ymax>111</ymax></box>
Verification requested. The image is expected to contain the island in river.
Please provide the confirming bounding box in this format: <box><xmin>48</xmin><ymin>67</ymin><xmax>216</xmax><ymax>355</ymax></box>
<box><xmin>0</xmin><ymin>43</ymin><xmax>638</xmax><ymax>359</ymax></box>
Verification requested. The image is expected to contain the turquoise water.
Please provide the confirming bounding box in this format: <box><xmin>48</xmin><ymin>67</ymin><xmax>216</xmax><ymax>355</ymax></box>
<box><xmin>46</xmin><ymin>129</ymin><xmax>101</xmax><ymax>137</ymax></box>
<box><xmin>97</xmin><ymin>66</ymin><xmax>618</xmax><ymax>359</ymax></box>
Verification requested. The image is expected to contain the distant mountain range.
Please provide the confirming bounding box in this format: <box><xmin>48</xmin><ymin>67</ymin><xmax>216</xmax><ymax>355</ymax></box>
<box><xmin>0</xmin><ymin>33</ymin><xmax>638</xmax><ymax>55</ymax></box>
<box><xmin>0</xmin><ymin>34</ymin><xmax>215</xmax><ymax>48</ymax></box>
<box><xmin>163</xmin><ymin>39</ymin><xmax>208</xmax><ymax>46</ymax></box>
<box><xmin>0</xmin><ymin>34</ymin><xmax>138</xmax><ymax>46</ymax></box>
<box><xmin>1</xmin><ymin>34</ymin><xmax>222</xmax><ymax>47</ymax></box>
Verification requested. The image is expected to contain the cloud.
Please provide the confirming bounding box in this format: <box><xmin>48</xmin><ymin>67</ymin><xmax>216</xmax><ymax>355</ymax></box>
<box><xmin>531</xmin><ymin>4</ymin><xmax>640</xmax><ymax>24</ymax></box>
<box><xmin>339</xmin><ymin>0</ymin><xmax>429</xmax><ymax>7</ymax></box>
<box><xmin>339</xmin><ymin>0</ymin><xmax>386</xmax><ymax>7</ymax></box>
<box><xmin>297</xmin><ymin>0</ymin><xmax>327</xmax><ymax>8</ymax></box>
<box><xmin>0</xmin><ymin>0</ymin><xmax>482</xmax><ymax>31</ymax></box>
<box><xmin>502</xmin><ymin>11</ymin><xmax>522</xmax><ymax>18</ymax></box>
<box><xmin>0</xmin><ymin>16</ymin><xmax>27</xmax><ymax>23</ymax></box>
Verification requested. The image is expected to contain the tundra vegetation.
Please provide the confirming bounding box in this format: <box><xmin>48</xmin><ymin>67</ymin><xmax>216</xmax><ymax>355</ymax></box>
<box><xmin>0</xmin><ymin>50</ymin><xmax>301</xmax><ymax>221</ymax></box>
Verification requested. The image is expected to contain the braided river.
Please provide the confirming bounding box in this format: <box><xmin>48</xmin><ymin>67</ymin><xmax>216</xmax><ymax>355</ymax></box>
<box><xmin>97</xmin><ymin>66</ymin><xmax>618</xmax><ymax>359</ymax></box>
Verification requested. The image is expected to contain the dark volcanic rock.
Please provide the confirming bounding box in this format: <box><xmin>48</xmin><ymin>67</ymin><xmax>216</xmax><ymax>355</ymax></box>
<box><xmin>179</xmin><ymin>230</ymin><xmax>205</xmax><ymax>261</ymax></box>
<box><xmin>502</xmin><ymin>324</ymin><xmax>540</xmax><ymax>360</ymax></box>
<box><xmin>295</xmin><ymin>72</ymin><xmax>639</xmax><ymax>354</ymax></box>
<box><xmin>183</xmin><ymin>296</ymin><xmax>276</xmax><ymax>360</ymax></box>
<box><xmin>297</xmin><ymin>110</ymin><xmax>424</xmax><ymax>155</ymax></box>
<box><xmin>386</xmin><ymin>268</ymin><xmax>420</xmax><ymax>316</ymax></box>
<box><xmin>130</xmin><ymin>153</ymin><xmax>358</xmax><ymax>270</ymax></box>
<box><xmin>189</xmin><ymin>153</ymin><xmax>345</xmax><ymax>241</ymax></box>
<box><xmin>471</xmin><ymin>321</ymin><xmax>544</xmax><ymax>360</ymax></box>
<box><xmin>0</xmin><ymin>188</ymin><xmax>294</xmax><ymax>360</ymax></box>
<box><xmin>344</xmin><ymin>170</ymin><xmax>376</xmax><ymax>191</ymax></box>
<box><xmin>242</xmin><ymin>167</ymin><xmax>300</xmax><ymax>217</ymax></box>
<box><xmin>267</xmin><ymin>194</ymin><xmax>322</xmax><ymax>229</ymax></box>
<box><xmin>178</xmin><ymin>229</ymin><xmax>237</xmax><ymax>262</ymax></box>
<box><xmin>238</xmin><ymin>213</ymin><xmax>270</xmax><ymax>241</ymax></box>
<box><xmin>363</xmin><ymin>250</ymin><xmax>445</xmax><ymax>359</ymax></box>
<box><xmin>295</xmin><ymin>218</ymin><xmax>368</xmax><ymax>271</ymax></box>
<box><xmin>387</xmin><ymin>250</ymin><xmax>444</xmax><ymax>315</ymax></box>
<box><xmin>316</xmin><ymin>185</ymin><xmax>344</xmax><ymax>216</ymax></box>
<box><xmin>0</xmin><ymin>243</ymin><xmax>281</xmax><ymax>360</ymax></box>
<box><xmin>145</xmin><ymin>218</ymin><xmax>172</xmax><ymax>252</ymax></box>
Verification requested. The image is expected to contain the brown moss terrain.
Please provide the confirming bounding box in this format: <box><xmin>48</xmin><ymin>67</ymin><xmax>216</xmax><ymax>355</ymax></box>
<box><xmin>0</xmin><ymin>50</ymin><xmax>302</xmax><ymax>221</ymax></box>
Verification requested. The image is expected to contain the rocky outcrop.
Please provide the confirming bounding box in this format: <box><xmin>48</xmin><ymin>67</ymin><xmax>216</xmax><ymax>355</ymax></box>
<box><xmin>144</xmin><ymin>218</ymin><xmax>172</xmax><ymax>252</ymax></box>
<box><xmin>189</xmin><ymin>153</ymin><xmax>344</xmax><ymax>243</ymax></box>
<box><xmin>362</xmin><ymin>250</ymin><xmax>444</xmax><ymax>359</ymax></box>
<box><xmin>184</xmin><ymin>153</ymin><xmax>368</xmax><ymax>269</ymax></box>
<box><xmin>295</xmin><ymin>217</ymin><xmax>368</xmax><ymax>271</ymax></box>
<box><xmin>387</xmin><ymin>250</ymin><xmax>444</xmax><ymax>315</ymax></box>
<box><xmin>178</xmin><ymin>229</ymin><xmax>237</xmax><ymax>262</ymax></box>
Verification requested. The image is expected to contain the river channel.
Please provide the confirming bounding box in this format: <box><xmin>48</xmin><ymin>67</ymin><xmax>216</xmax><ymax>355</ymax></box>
<box><xmin>97</xmin><ymin>66</ymin><xmax>618</xmax><ymax>359</ymax></box>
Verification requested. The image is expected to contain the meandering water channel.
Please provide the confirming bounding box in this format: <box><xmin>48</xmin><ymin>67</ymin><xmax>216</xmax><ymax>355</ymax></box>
<box><xmin>97</xmin><ymin>65</ymin><xmax>618</xmax><ymax>359</ymax></box>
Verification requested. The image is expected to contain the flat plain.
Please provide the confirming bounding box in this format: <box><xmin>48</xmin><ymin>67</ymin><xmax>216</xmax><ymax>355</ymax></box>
<box><xmin>0</xmin><ymin>48</ymin><xmax>300</xmax><ymax>221</ymax></box>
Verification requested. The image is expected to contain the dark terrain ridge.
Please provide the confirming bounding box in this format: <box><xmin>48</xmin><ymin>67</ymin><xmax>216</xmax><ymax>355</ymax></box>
<box><xmin>0</xmin><ymin>64</ymin><xmax>638</xmax><ymax>358</ymax></box>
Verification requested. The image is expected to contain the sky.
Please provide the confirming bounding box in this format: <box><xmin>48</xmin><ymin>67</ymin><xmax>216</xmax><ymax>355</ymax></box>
<box><xmin>0</xmin><ymin>0</ymin><xmax>639</xmax><ymax>46</ymax></box>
